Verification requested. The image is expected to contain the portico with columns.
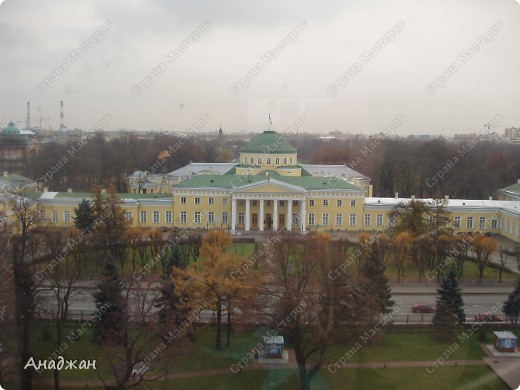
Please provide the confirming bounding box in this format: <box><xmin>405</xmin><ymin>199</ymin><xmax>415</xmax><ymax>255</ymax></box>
<box><xmin>230</xmin><ymin>178</ymin><xmax>307</xmax><ymax>232</ymax></box>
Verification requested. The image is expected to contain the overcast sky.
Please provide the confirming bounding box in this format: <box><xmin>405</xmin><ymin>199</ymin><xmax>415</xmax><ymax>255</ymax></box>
<box><xmin>1</xmin><ymin>0</ymin><xmax>519</xmax><ymax>136</ymax></box>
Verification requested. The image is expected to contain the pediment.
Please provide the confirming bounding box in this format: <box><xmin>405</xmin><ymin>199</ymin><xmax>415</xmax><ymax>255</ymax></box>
<box><xmin>233</xmin><ymin>179</ymin><xmax>306</xmax><ymax>194</ymax></box>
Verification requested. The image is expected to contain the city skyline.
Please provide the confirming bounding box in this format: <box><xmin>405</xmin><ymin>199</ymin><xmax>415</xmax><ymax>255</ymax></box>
<box><xmin>1</xmin><ymin>0</ymin><xmax>520</xmax><ymax>135</ymax></box>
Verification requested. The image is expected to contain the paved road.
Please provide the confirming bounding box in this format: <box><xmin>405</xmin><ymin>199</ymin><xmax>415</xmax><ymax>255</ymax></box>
<box><xmin>37</xmin><ymin>285</ymin><xmax>513</xmax><ymax>324</ymax></box>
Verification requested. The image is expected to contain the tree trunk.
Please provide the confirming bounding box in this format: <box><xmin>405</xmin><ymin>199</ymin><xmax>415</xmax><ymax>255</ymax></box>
<box><xmin>226</xmin><ymin>301</ymin><xmax>231</xmax><ymax>348</ymax></box>
<box><xmin>216</xmin><ymin>297</ymin><xmax>222</xmax><ymax>351</ymax></box>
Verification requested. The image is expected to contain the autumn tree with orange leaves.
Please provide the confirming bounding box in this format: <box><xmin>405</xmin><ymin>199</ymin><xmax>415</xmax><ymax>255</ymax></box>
<box><xmin>471</xmin><ymin>233</ymin><xmax>498</xmax><ymax>283</ymax></box>
<box><xmin>174</xmin><ymin>230</ymin><xmax>253</xmax><ymax>351</ymax></box>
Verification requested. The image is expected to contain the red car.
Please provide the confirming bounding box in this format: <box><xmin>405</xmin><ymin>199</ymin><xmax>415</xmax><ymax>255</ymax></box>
<box><xmin>475</xmin><ymin>313</ymin><xmax>502</xmax><ymax>322</ymax></box>
<box><xmin>412</xmin><ymin>303</ymin><xmax>435</xmax><ymax>313</ymax></box>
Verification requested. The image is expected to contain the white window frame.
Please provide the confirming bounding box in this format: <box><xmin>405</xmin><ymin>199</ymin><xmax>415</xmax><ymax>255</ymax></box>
<box><xmin>180</xmin><ymin>211</ymin><xmax>187</xmax><ymax>224</ymax></box>
<box><xmin>165</xmin><ymin>211</ymin><xmax>172</xmax><ymax>224</ymax></box>
<box><xmin>153</xmin><ymin>210</ymin><xmax>160</xmax><ymax>223</ymax></box>
<box><xmin>140</xmin><ymin>211</ymin><xmax>147</xmax><ymax>223</ymax></box>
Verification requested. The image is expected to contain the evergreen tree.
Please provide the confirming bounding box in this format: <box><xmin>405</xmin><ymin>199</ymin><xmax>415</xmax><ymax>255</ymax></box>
<box><xmin>170</xmin><ymin>244</ymin><xmax>187</xmax><ymax>270</ymax></box>
<box><xmin>503</xmin><ymin>278</ymin><xmax>520</xmax><ymax>325</ymax></box>
<box><xmin>92</xmin><ymin>261</ymin><xmax>125</xmax><ymax>345</ymax></box>
<box><xmin>433</xmin><ymin>266</ymin><xmax>465</xmax><ymax>340</ymax></box>
<box><xmin>360</xmin><ymin>241</ymin><xmax>394</xmax><ymax>314</ymax></box>
<box><xmin>73</xmin><ymin>199</ymin><xmax>95</xmax><ymax>232</ymax></box>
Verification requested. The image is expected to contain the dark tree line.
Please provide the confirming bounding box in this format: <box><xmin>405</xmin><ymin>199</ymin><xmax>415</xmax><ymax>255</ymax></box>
<box><xmin>28</xmin><ymin>132</ymin><xmax>235</xmax><ymax>193</ymax></box>
<box><xmin>290</xmin><ymin>135</ymin><xmax>520</xmax><ymax>199</ymax></box>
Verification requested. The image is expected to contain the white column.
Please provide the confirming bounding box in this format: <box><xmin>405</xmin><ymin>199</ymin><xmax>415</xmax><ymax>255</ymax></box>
<box><xmin>300</xmin><ymin>199</ymin><xmax>306</xmax><ymax>231</ymax></box>
<box><xmin>287</xmin><ymin>199</ymin><xmax>293</xmax><ymax>230</ymax></box>
<box><xmin>259</xmin><ymin>199</ymin><xmax>264</xmax><ymax>232</ymax></box>
<box><xmin>245</xmin><ymin>199</ymin><xmax>251</xmax><ymax>231</ymax></box>
<box><xmin>231</xmin><ymin>198</ymin><xmax>237</xmax><ymax>231</ymax></box>
<box><xmin>273</xmin><ymin>199</ymin><xmax>278</xmax><ymax>231</ymax></box>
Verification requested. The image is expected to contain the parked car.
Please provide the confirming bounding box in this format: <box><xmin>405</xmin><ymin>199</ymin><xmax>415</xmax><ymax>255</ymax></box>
<box><xmin>502</xmin><ymin>248</ymin><xmax>518</xmax><ymax>256</ymax></box>
<box><xmin>484</xmin><ymin>232</ymin><xmax>498</xmax><ymax>237</ymax></box>
<box><xmin>474</xmin><ymin>312</ymin><xmax>502</xmax><ymax>322</ymax></box>
<box><xmin>412</xmin><ymin>303</ymin><xmax>435</xmax><ymax>313</ymax></box>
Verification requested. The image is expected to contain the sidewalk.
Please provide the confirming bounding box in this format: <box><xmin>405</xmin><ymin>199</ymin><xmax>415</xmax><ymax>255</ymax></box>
<box><xmin>391</xmin><ymin>285</ymin><xmax>515</xmax><ymax>295</ymax></box>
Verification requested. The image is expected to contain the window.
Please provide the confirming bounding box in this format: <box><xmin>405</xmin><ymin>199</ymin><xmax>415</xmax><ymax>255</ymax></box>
<box><xmin>208</xmin><ymin>212</ymin><xmax>215</xmax><ymax>224</ymax></box>
<box><xmin>336</xmin><ymin>214</ymin><xmax>343</xmax><ymax>226</ymax></box>
<box><xmin>52</xmin><ymin>210</ymin><xmax>58</xmax><ymax>223</ymax></box>
<box><xmin>350</xmin><ymin>200</ymin><xmax>356</xmax><ymax>207</ymax></box>
<box><xmin>376</xmin><ymin>214</ymin><xmax>383</xmax><ymax>226</ymax></box>
<box><xmin>280</xmin><ymin>200</ymin><xmax>285</xmax><ymax>207</ymax></box>
<box><xmin>454</xmin><ymin>216</ymin><xmax>461</xmax><ymax>229</ymax></box>
<box><xmin>275</xmin><ymin>157</ymin><xmax>280</xmax><ymax>165</ymax></box>
<box><xmin>181</xmin><ymin>197</ymin><xmax>187</xmax><ymax>204</ymax></box>
<box><xmin>63</xmin><ymin>211</ymin><xmax>70</xmax><ymax>223</ymax></box>
<box><xmin>336</xmin><ymin>200</ymin><xmax>343</xmax><ymax>207</ymax></box>
<box><xmin>309</xmin><ymin>199</ymin><xmax>315</xmax><ymax>206</ymax></box>
<box><xmin>491</xmin><ymin>218</ymin><xmax>498</xmax><ymax>229</ymax></box>
<box><xmin>194</xmin><ymin>212</ymin><xmax>201</xmax><ymax>224</ymax></box>
<box><xmin>258</xmin><ymin>158</ymin><xmax>262</xmax><ymax>165</ymax></box>
<box><xmin>180</xmin><ymin>211</ymin><xmax>187</xmax><ymax>224</ymax></box>
<box><xmin>238</xmin><ymin>199</ymin><xmax>245</xmax><ymax>206</ymax></box>
<box><xmin>250</xmin><ymin>157</ymin><xmax>254</xmax><ymax>164</ymax></box>
<box><xmin>293</xmin><ymin>200</ymin><xmax>298</xmax><ymax>207</ymax></box>
<box><xmin>252</xmin><ymin>200</ymin><xmax>258</xmax><ymax>207</ymax></box>
<box><xmin>308</xmin><ymin>213</ymin><xmax>315</xmax><ymax>225</ymax></box>
<box><xmin>140</xmin><ymin>211</ymin><xmax>147</xmax><ymax>223</ymax></box>
<box><xmin>40</xmin><ymin>210</ymin><xmax>46</xmax><ymax>221</ymax></box>
<box><xmin>322</xmin><ymin>213</ymin><xmax>329</xmax><ymax>226</ymax></box>
<box><xmin>349</xmin><ymin>214</ymin><xmax>356</xmax><ymax>226</ymax></box>
<box><xmin>238</xmin><ymin>212</ymin><xmax>245</xmax><ymax>225</ymax></box>
<box><xmin>267</xmin><ymin>158</ymin><xmax>271</xmax><ymax>165</ymax></box>
<box><xmin>467</xmin><ymin>217</ymin><xmax>473</xmax><ymax>229</ymax></box>
<box><xmin>479</xmin><ymin>217</ymin><xmax>486</xmax><ymax>229</ymax></box>
<box><xmin>323</xmin><ymin>199</ymin><xmax>329</xmax><ymax>207</ymax></box>
<box><xmin>195</xmin><ymin>197</ymin><xmax>200</xmax><ymax>204</ymax></box>
<box><xmin>153</xmin><ymin>211</ymin><xmax>160</xmax><ymax>223</ymax></box>
<box><xmin>222</xmin><ymin>212</ymin><xmax>228</xmax><ymax>224</ymax></box>
<box><xmin>223</xmin><ymin>198</ymin><xmax>228</xmax><ymax>205</ymax></box>
<box><xmin>364</xmin><ymin>214</ymin><xmax>371</xmax><ymax>226</ymax></box>
<box><xmin>209</xmin><ymin>197</ymin><xmax>214</xmax><ymax>204</ymax></box>
<box><xmin>290</xmin><ymin>158</ymin><xmax>293</xmax><ymax>164</ymax></box>
<box><xmin>265</xmin><ymin>200</ymin><xmax>272</xmax><ymax>207</ymax></box>
<box><xmin>165</xmin><ymin>211</ymin><xmax>172</xmax><ymax>224</ymax></box>
<box><xmin>284</xmin><ymin>157</ymin><xmax>287</xmax><ymax>165</ymax></box>
<box><xmin>126</xmin><ymin>211</ymin><xmax>133</xmax><ymax>221</ymax></box>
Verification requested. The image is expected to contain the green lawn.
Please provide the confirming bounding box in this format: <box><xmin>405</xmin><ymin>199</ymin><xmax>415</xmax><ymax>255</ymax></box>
<box><xmin>321</xmin><ymin>331</ymin><xmax>486</xmax><ymax>364</ymax></box>
<box><xmin>67</xmin><ymin>366</ymin><xmax>506</xmax><ymax>390</ymax></box>
<box><xmin>9</xmin><ymin>325</ymin><xmax>512</xmax><ymax>389</ymax></box>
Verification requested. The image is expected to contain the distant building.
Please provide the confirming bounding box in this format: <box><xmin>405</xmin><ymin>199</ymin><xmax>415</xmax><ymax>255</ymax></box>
<box><xmin>0</xmin><ymin>122</ymin><xmax>28</xmax><ymax>176</ymax></box>
<box><xmin>497</xmin><ymin>180</ymin><xmax>520</xmax><ymax>201</ymax></box>
<box><xmin>0</xmin><ymin>172</ymin><xmax>37</xmax><ymax>192</ymax></box>
<box><xmin>504</xmin><ymin>127</ymin><xmax>520</xmax><ymax>140</ymax></box>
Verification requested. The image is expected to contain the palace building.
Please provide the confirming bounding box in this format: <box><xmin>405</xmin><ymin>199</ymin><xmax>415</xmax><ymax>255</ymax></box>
<box><xmin>5</xmin><ymin>130</ymin><xmax>520</xmax><ymax>244</ymax></box>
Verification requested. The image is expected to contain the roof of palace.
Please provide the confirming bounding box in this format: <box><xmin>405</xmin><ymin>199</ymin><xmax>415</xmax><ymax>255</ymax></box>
<box><xmin>174</xmin><ymin>174</ymin><xmax>364</xmax><ymax>191</ymax></box>
<box><xmin>497</xmin><ymin>181</ymin><xmax>520</xmax><ymax>197</ymax></box>
<box><xmin>166</xmin><ymin>163</ymin><xmax>237</xmax><ymax>177</ymax></box>
<box><xmin>240</xmin><ymin>131</ymin><xmax>297</xmax><ymax>154</ymax></box>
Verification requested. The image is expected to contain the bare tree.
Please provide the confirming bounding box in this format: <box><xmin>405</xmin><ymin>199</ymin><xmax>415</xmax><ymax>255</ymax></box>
<box><xmin>256</xmin><ymin>232</ymin><xmax>379</xmax><ymax>390</ymax></box>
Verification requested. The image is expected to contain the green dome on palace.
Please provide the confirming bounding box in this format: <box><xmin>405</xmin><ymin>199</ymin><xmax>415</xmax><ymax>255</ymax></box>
<box><xmin>2</xmin><ymin>122</ymin><xmax>20</xmax><ymax>135</ymax></box>
<box><xmin>241</xmin><ymin>131</ymin><xmax>297</xmax><ymax>154</ymax></box>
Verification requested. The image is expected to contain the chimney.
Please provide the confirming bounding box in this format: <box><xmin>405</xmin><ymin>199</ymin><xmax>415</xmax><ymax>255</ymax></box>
<box><xmin>444</xmin><ymin>195</ymin><xmax>449</xmax><ymax>201</ymax></box>
<box><xmin>411</xmin><ymin>195</ymin><xmax>416</xmax><ymax>201</ymax></box>
<box><xmin>3</xmin><ymin>171</ymin><xmax>7</xmax><ymax>177</ymax></box>
<box><xmin>489</xmin><ymin>196</ymin><xmax>492</xmax><ymax>200</ymax></box>
<box><xmin>67</xmin><ymin>188</ymin><xmax>72</xmax><ymax>193</ymax></box>
<box><xmin>395</xmin><ymin>192</ymin><xmax>398</xmax><ymax>199</ymax></box>
<box><xmin>518</xmin><ymin>179</ymin><xmax>520</xmax><ymax>184</ymax></box>
<box><xmin>43</xmin><ymin>187</ymin><xmax>48</xmax><ymax>192</ymax></box>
